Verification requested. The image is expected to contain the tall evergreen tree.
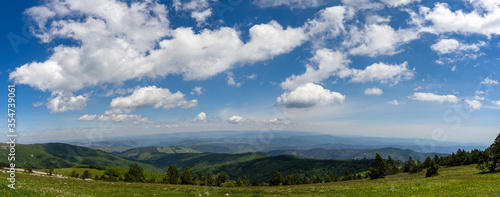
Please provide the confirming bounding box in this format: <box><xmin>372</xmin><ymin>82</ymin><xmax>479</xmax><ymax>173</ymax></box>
<box><xmin>478</xmin><ymin>133</ymin><xmax>500</xmax><ymax>172</ymax></box>
<box><xmin>216</xmin><ymin>172</ymin><xmax>228</xmax><ymax>186</ymax></box>
<box><xmin>49</xmin><ymin>166</ymin><xmax>54</xmax><ymax>176</ymax></box>
<box><xmin>368</xmin><ymin>153</ymin><xmax>388</xmax><ymax>179</ymax></box>
<box><xmin>268</xmin><ymin>170</ymin><xmax>283</xmax><ymax>186</ymax></box>
<box><xmin>167</xmin><ymin>165</ymin><xmax>180</xmax><ymax>184</ymax></box>
<box><xmin>426</xmin><ymin>161</ymin><xmax>439</xmax><ymax>177</ymax></box>
<box><xmin>124</xmin><ymin>163</ymin><xmax>145</xmax><ymax>182</ymax></box>
<box><xmin>403</xmin><ymin>156</ymin><xmax>416</xmax><ymax>173</ymax></box>
<box><xmin>180</xmin><ymin>167</ymin><xmax>194</xmax><ymax>185</ymax></box>
<box><xmin>386</xmin><ymin>156</ymin><xmax>398</xmax><ymax>175</ymax></box>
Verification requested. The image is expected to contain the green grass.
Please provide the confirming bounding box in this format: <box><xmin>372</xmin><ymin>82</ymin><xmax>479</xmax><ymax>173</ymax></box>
<box><xmin>1</xmin><ymin>165</ymin><xmax>499</xmax><ymax>196</ymax></box>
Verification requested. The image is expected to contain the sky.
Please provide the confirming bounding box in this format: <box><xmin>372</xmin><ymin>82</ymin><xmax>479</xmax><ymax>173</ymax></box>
<box><xmin>1</xmin><ymin>0</ymin><xmax>499</xmax><ymax>144</ymax></box>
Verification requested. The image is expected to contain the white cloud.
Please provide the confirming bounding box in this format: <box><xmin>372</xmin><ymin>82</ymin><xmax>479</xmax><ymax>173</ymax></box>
<box><xmin>411</xmin><ymin>2</ymin><xmax>500</xmax><ymax>37</ymax></box>
<box><xmin>475</xmin><ymin>90</ymin><xmax>487</xmax><ymax>95</ymax></box>
<box><xmin>380</xmin><ymin>0</ymin><xmax>419</xmax><ymax>7</ymax></box>
<box><xmin>228</xmin><ymin>115</ymin><xmax>244</xmax><ymax>124</ymax></box>
<box><xmin>431</xmin><ymin>39</ymin><xmax>486</xmax><ymax>54</ymax></box>
<box><xmin>98</xmin><ymin>113</ymin><xmax>152</xmax><ymax>124</ymax></box>
<box><xmin>277</xmin><ymin>83</ymin><xmax>345</xmax><ymax>108</ymax></box>
<box><xmin>226</xmin><ymin>72</ymin><xmax>242</xmax><ymax>87</ymax></box>
<box><xmin>388</xmin><ymin>100</ymin><xmax>399</xmax><ymax>105</ymax></box>
<box><xmin>281</xmin><ymin>49</ymin><xmax>413</xmax><ymax>90</ymax></box>
<box><xmin>247</xmin><ymin>74</ymin><xmax>256</xmax><ymax>79</ymax></box>
<box><xmin>32</xmin><ymin>102</ymin><xmax>43</xmax><ymax>107</ymax></box>
<box><xmin>305</xmin><ymin>6</ymin><xmax>345</xmax><ymax>40</ymax></box>
<box><xmin>46</xmin><ymin>91</ymin><xmax>88</xmax><ymax>113</ymax></box>
<box><xmin>344</xmin><ymin>24</ymin><xmax>419</xmax><ymax>57</ymax></box>
<box><xmin>78</xmin><ymin>114</ymin><xmax>96</xmax><ymax>121</ymax></box>
<box><xmin>364</xmin><ymin>87</ymin><xmax>383</xmax><ymax>95</ymax></box>
<box><xmin>110</xmin><ymin>86</ymin><xmax>197</xmax><ymax>111</ymax></box>
<box><xmin>349</xmin><ymin>62</ymin><xmax>414</xmax><ymax>84</ymax></box>
<box><xmin>473</xmin><ymin>95</ymin><xmax>485</xmax><ymax>101</ymax></box>
<box><xmin>173</xmin><ymin>0</ymin><xmax>214</xmax><ymax>26</ymax></box>
<box><xmin>281</xmin><ymin>49</ymin><xmax>349</xmax><ymax>90</ymax></box>
<box><xmin>409</xmin><ymin>92</ymin><xmax>458</xmax><ymax>103</ymax></box>
<box><xmin>10</xmin><ymin>2</ymin><xmax>309</xmax><ymax>93</ymax></box>
<box><xmin>190</xmin><ymin>86</ymin><xmax>203</xmax><ymax>95</ymax></box>
<box><xmin>193</xmin><ymin>112</ymin><xmax>207</xmax><ymax>122</ymax></box>
<box><xmin>253</xmin><ymin>0</ymin><xmax>324</xmax><ymax>9</ymax></box>
<box><xmin>465</xmin><ymin>99</ymin><xmax>483</xmax><ymax>111</ymax></box>
<box><xmin>492</xmin><ymin>100</ymin><xmax>500</xmax><ymax>106</ymax></box>
<box><xmin>480</xmin><ymin>77</ymin><xmax>499</xmax><ymax>85</ymax></box>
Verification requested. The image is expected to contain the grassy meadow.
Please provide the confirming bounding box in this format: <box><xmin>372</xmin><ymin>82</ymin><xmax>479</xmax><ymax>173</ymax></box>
<box><xmin>1</xmin><ymin>165</ymin><xmax>499</xmax><ymax>196</ymax></box>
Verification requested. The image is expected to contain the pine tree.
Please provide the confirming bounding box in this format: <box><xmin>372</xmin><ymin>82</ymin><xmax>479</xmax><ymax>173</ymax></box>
<box><xmin>70</xmin><ymin>169</ymin><xmax>79</xmax><ymax>178</ymax></box>
<box><xmin>49</xmin><ymin>166</ymin><xmax>54</xmax><ymax>176</ymax></box>
<box><xmin>81</xmin><ymin>170</ymin><xmax>91</xmax><ymax>180</ymax></box>
<box><xmin>368</xmin><ymin>153</ymin><xmax>388</xmax><ymax>179</ymax></box>
<box><xmin>268</xmin><ymin>170</ymin><xmax>282</xmax><ymax>186</ymax></box>
<box><xmin>426</xmin><ymin>161</ymin><xmax>439</xmax><ymax>177</ymax></box>
<box><xmin>167</xmin><ymin>165</ymin><xmax>180</xmax><ymax>184</ymax></box>
<box><xmin>26</xmin><ymin>165</ymin><xmax>33</xmax><ymax>173</ymax></box>
<box><xmin>180</xmin><ymin>167</ymin><xmax>194</xmax><ymax>185</ymax></box>
<box><xmin>124</xmin><ymin>163</ymin><xmax>145</xmax><ymax>182</ymax></box>
<box><xmin>243</xmin><ymin>175</ymin><xmax>250</xmax><ymax>186</ymax></box>
<box><xmin>216</xmin><ymin>172</ymin><xmax>228</xmax><ymax>186</ymax></box>
<box><xmin>236</xmin><ymin>177</ymin><xmax>244</xmax><ymax>187</ymax></box>
<box><xmin>403</xmin><ymin>156</ymin><xmax>416</xmax><ymax>173</ymax></box>
<box><xmin>478</xmin><ymin>133</ymin><xmax>500</xmax><ymax>172</ymax></box>
<box><xmin>325</xmin><ymin>172</ymin><xmax>335</xmax><ymax>182</ymax></box>
<box><xmin>386</xmin><ymin>156</ymin><xmax>398</xmax><ymax>175</ymax></box>
<box><xmin>252</xmin><ymin>178</ymin><xmax>259</xmax><ymax>186</ymax></box>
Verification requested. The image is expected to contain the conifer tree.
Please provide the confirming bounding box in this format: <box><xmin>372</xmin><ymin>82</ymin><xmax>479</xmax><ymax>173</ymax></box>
<box><xmin>167</xmin><ymin>165</ymin><xmax>180</xmax><ymax>184</ymax></box>
<box><xmin>368</xmin><ymin>153</ymin><xmax>388</xmax><ymax>179</ymax></box>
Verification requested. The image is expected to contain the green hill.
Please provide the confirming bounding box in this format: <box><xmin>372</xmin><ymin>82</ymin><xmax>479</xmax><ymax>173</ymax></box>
<box><xmin>1</xmin><ymin>165</ymin><xmax>498</xmax><ymax>196</ymax></box>
<box><xmin>117</xmin><ymin>146</ymin><xmax>201</xmax><ymax>160</ymax></box>
<box><xmin>0</xmin><ymin>143</ymin><xmax>160</xmax><ymax>172</ymax></box>
<box><xmin>266</xmin><ymin>147</ymin><xmax>448</xmax><ymax>161</ymax></box>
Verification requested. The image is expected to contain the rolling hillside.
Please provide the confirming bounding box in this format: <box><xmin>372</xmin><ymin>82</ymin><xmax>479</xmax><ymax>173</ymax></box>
<box><xmin>0</xmin><ymin>143</ymin><xmax>160</xmax><ymax>172</ymax></box>
<box><xmin>266</xmin><ymin>147</ymin><xmax>448</xmax><ymax>161</ymax></box>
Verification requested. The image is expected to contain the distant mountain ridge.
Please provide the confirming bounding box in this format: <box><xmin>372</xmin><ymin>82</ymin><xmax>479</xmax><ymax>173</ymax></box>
<box><xmin>66</xmin><ymin>130</ymin><xmax>487</xmax><ymax>154</ymax></box>
<box><xmin>265</xmin><ymin>147</ymin><xmax>448</xmax><ymax>161</ymax></box>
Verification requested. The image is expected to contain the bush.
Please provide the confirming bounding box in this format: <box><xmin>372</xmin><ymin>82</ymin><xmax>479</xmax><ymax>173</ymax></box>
<box><xmin>426</xmin><ymin>162</ymin><xmax>439</xmax><ymax>177</ymax></box>
<box><xmin>220</xmin><ymin>180</ymin><xmax>236</xmax><ymax>188</ymax></box>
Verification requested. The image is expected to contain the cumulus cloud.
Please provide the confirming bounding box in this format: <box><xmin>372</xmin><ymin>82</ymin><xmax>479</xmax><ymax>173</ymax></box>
<box><xmin>228</xmin><ymin>115</ymin><xmax>244</xmax><ymax>124</ymax></box>
<box><xmin>364</xmin><ymin>87</ymin><xmax>383</xmax><ymax>95</ymax></box>
<box><xmin>281</xmin><ymin>49</ymin><xmax>349</xmax><ymax>90</ymax></box>
<box><xmin>410</xmin><ymin>2</ymin><xmax>500</xmax><ymax>37</ymax></box>
<box><xmin>465</xmin><ymin>99</ymin><xmax>483</xmax><ymax>111</ymax></box>
<box><xmin>253</xmin><ymin>0</ymin><xmax>325</xmax><ymax>9</ymax></box>
<box><xmin>110</xmin><ymin>86</ymin><xmax>197</xmax><ymax>110</ymax></box>
<box><xmin>226</xmin><ymin>72</ymin><xmax>241</xmax><ymax>87</ymax></box>
<box><xmin>409</xmin><ymin>92</ymin><xmax>458</xmax><ymax>103</ymax></box>
<box><xmin>47</xmin><ymin>91</ymin><xmax>88</xmax><ymax>113</ymax></box>
<box><xmin>10</xmin><ymin>1</ymin><xmax>309</xmax><ymax>93</ymax></box>
<box><xmin>388</xmin><ymin>100</ymin><xmax>399</xmax><ymax>105</ymax></box>
<box><xmin>480</xmin><ymin>77</ymin><xmax>499</xmax><ymax>85</ymax></box>
<box><xmin>281</xmin><ymin>49</ymin><xmax>413</xmax><ymax>91</ymax></box>
<box><xmin>492</xmin><ymin>100</ymin><xmax>500</xmax><ymax>106</ymax></box>
<box><xmin>277</xmin><ymin>83</ymin><xmax>345</xmax><ymax>108</ymax></box>
<box><xmin>173</xmin><ymin>0</ymin><xmax>214</xmax><ymax>26</ymax></box>
<box><xmin>349</xmin><ymin>62</ymin><xmax>414</xmax><ymax>84</ymax></box>
<box><xmin>96</xmin><ymin>86</ymin><xmax>195</xmax><ymax>124</ymax></box>
<box><xmin>78</xmin><ymin>114</ymin><xmax>96</xmax><ymax>121</ymax></box>
<box><xmin>431</xmin><ymin>39</ymin><xmax>486</xmax><ymax>54</ymax></box>
<box><xmin>344</xmin><ymin>24</ymin><xmax>419</xmax><ymax>57</ymax></box>
<box><xmin>98</xmin><ymin>113</ymin><xmax>152</xmax><ymax>124</ymax></box>
<box><xmin>380</xmin><ymin>0</ymin><xmax>420</xmax><ymax>7</ymax></box>
<box><xmin>190</xmin><ymin>86</ymin><xmax>203</xmax><ymax>95</ymax></box>
<box><xmin>193</xmin><ymin>112</ymin><xmax>207</xmax><ymax>122</ymax></box>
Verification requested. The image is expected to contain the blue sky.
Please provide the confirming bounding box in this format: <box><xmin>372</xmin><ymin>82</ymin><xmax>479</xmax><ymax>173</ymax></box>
<box><xmin>1</xmin><ymin>0</ymin><xmax>499</xmax><ymax>144</ymax></box>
